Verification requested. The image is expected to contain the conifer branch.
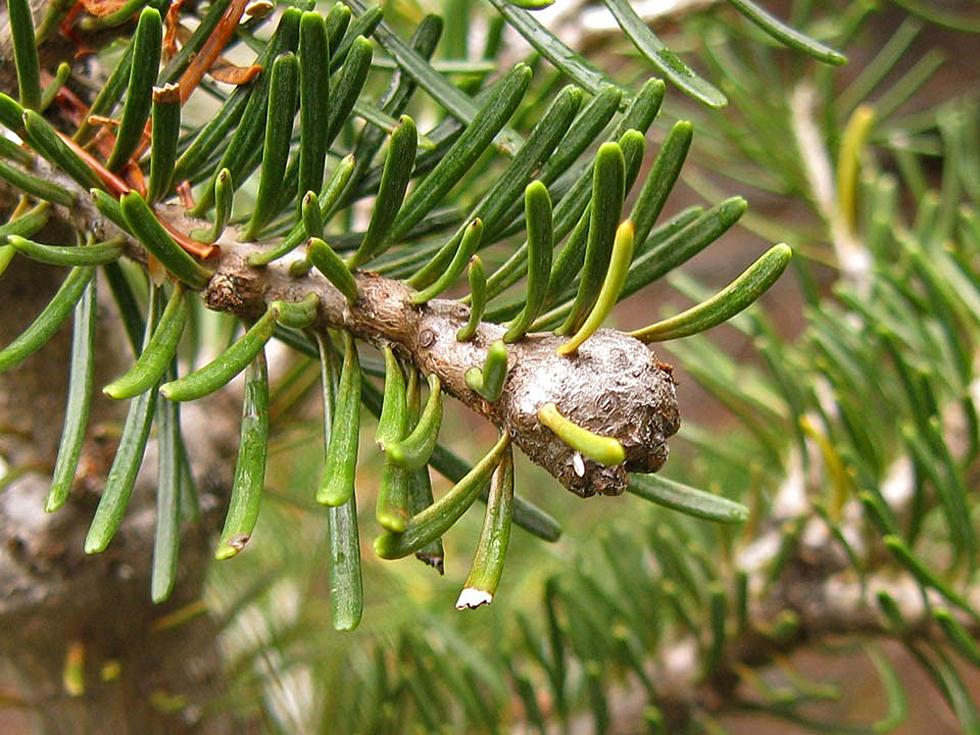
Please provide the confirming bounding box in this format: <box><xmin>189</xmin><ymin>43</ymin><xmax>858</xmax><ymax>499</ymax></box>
<box><xmin>0</xmin><ymin>155</ymin><xmax>679</xmax><ymax>497</ymax></box>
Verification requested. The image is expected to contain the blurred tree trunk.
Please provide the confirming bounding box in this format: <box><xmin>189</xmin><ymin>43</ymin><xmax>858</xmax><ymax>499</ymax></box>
<box><xmin>0</xmin><ymin>3</ymin><xmax>238</xmax><ymax>728</ymax></box>
<box><xmin>0</xmin><ymin>223</ymin><xmax>236</xmax><ymax>732</ymax></box>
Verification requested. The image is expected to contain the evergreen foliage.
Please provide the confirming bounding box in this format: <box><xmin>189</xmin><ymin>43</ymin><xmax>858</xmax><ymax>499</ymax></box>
<box><xmin>0</xmin><ymin>0</ymin><xmax>976</xmax><ymax>731</ymax></box>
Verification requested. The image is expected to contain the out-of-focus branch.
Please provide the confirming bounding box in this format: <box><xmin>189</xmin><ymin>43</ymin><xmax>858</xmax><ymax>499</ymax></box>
<box><xmin>0</xmin><ymin>40</ymin><xmax>241</xmax><ymax>722</ymax></box>
<box><xmin>0</xmin><ymin>246</ymin><xmax>240</xmax><ymax>733</ymax></box>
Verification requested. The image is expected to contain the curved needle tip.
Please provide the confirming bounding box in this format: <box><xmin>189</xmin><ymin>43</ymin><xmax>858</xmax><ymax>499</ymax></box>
<box><xmin>215</xmin><ymin>534</ymin><xmax>248</xmax><ymax>560</ymax></box>
<box><xmin>630</xmin><ymin>243</ymin><xmax>791</xmax><ymax>343</ymax></box>
<box><xmin>537</xmin><ymin>402</ymin><xmax>626</xmax><ymax>466</ymax></box>
<box><xmin>557</xmin><ymin>219</ymin><xmax>634</xmax><ymax>356</ymax></box>
<box><xmin>455</xmin><ymin>588</ymin><xmax>493</xmax><ymax>610</ymax></box>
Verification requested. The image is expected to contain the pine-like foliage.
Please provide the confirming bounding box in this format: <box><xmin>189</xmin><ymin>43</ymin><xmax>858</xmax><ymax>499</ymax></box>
<box><xmin>0</xmin><ymin>0</ymin><xmax>977</xmax><ymax>732</ymax></box>
<box><xmin>1</xmin><ymin>0</ymin><xmax>805</xmax><ymax>608</ymax></box>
